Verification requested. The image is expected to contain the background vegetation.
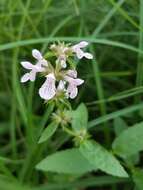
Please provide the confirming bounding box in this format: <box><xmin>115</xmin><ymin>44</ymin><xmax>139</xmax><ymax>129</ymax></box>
<box><xmin>0</xmin><ymin>0</ymin><xmax>143</xmax><ymax>189</ymax></box>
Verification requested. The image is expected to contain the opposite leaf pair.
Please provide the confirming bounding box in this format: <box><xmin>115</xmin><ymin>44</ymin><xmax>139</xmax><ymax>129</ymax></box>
<box><xmin>36</xmin><ymin>104</ymin><xmax>128</xmax><ymax>178</ymax></box>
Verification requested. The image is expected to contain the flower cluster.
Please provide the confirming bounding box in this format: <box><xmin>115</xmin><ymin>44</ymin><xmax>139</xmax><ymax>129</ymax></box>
<box><xmin>20</xmin><ymin>41</ymin><xmax>93</xmax><ymax>101</ymax></box>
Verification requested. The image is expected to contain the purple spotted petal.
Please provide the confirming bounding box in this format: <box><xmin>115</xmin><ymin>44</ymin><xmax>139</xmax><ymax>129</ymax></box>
<box><xmin>67</xmin><ymin>84</ymin><xmax>78</xmax><ymax>99</ymax></box>
<box><xmin>39</xmin><ymin>73</ymin><xmax>56</xmax><ymax>100</ymax></box>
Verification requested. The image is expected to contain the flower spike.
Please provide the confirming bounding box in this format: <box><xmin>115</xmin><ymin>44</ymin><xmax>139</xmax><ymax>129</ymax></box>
<box><xmin>21</xmin><ymin>42</ymin><xmax>92</xmax><ymax>101</ymax></box>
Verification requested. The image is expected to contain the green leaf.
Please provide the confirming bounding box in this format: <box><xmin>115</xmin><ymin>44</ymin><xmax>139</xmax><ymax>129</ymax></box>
<box><xmin>36</xmin><ymin>148</ymin><xmax>96</xmax><ymax>174</ymax></box>
<box><xmin>112</xmin><ymin>121</ymin><xmax>143</xmax><ymax>158</ymax></box>
<box><xmin>80</xmin><ymin>140</ymin><xmax>128</xmax><ymax>178</ymax></box>
<box><xmin>132</xmin><ymin>168</ymin><xmax>143</xmax><ymax>190</ymax></box>
<box><xmin>70</xmin><ymin>103</ymin><xmax>88</xmax><ymax>132</ymax></box>
<box><xmin>38</xmin><ymin>122</ymin><xmax>58</xmax><ymax>144</ymax></box>
<box><xmin>113</xmin><ymin>118</ymin><xmax>139</xmax><ymax>165</ymax></box>
<box><xmin>113</xmin><ymin>117</ymin><xmax>128</xmax><ymax>136</ymax></box>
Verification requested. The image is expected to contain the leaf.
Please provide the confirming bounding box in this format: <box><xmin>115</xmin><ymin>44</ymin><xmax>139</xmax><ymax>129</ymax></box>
<box><xmin>80</xmin><ymin>140</ymin><xmax>128</xmax><ymax>178</ymax></box>
<box><xmin>113</xmin><ymin>118</ymin><xmax>139</xmax><ymax>165</ymax></box>
<box><xmin>36</xmin><ymin>148</ymin><xmax>96</xmax><ymax>174</ymax></box>
<box><xmin>70</xmin><ymin>103</ymin><xmax>88</xmax><ymax>132</ymax></box>
<box><xmin>112</xmin><ymin>121</ymin><xmax>143</xmax><ymax>158</ymax></box>
<box><xmin>132</xmin><ymin>168</ymin><xmax>143</xmax><ymax>190</ymax></box>
<box><xmin>113</xmin><ymin>117</ymin><xmax>128</xmax><ymax>136</ymax></box>
<box><xmin>38</xmin><ymin>122</ymin><xmax>58</xmax><ymax>144</ymax></box>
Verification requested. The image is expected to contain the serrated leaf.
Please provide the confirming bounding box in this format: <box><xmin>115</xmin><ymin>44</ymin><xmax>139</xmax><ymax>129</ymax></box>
<box><xmin>80</xmin><ymin>140</ymin><xmax>128</xmax><ymax>178</ymax></box>
<box><xmin>38</xmin><ymin>122</ymin><xmax>58</xmax><ymax>144</ymax></box>
<box><xmin>132</xmin><ymin>168</ymin><xmax>143</xmax><ymax>190</ymax></box>
<box><xmin>36</xmin><ymin>148</ymin><xmax>96</xmax><ymax>174</ymax></box>
<box><xmin>112</xmin><ymin>122</ymin><xmax>143</xmax><ymax>158</ymax></box>
<box><xmin>113</xmin><ymin>117</ymin><xmax>128</xmax><ymax>136</ymax></box>
<box><xmin>70</xmin><ymin>103</ymin><xmax>88</xmax><ymax>132</ymax></box>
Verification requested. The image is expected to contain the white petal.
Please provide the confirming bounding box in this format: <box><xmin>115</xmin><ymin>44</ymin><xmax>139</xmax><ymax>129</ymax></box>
<box><xmin>39</xmin><ymin>74</ymin><xmax>56</xmax><ymax>100</ymax></box>
<box><xmin>65</xmin><ymin>76</ymin><xmax>84</xmax><ymax>86</ymax></box>
<box><xmin>84</xmin><ymin>52</ymin><xmax>93</xmax><ymax>59</ymax></box>
<box><xmin>67</xmin><ymin>70</ymin><xmax>77</xmax><ymax>78</ymax></box>
<box><xmin>75</xmin><ymin>49</ymin><xmax>84</xmax><ymax>59</ymax></box>
<box><xmin>67</xmin><ymin>85</ymin><xmax>78</xmax><ymax>99</ymax></box>
<box><xmin>74</xmin><ymin>78</ymin><xmax>84</xmax><ymax>86</ymax></box>
<box><xmin>64</xmin><ymin>76</ymin><xmax>72</xmax><ymax>83</ymax></box>
<box><xmin>32</xmin><ymin>49</ymin><xmax>43</xmax><ymax>60</ymax></box>
<box><xmin>29</xmin><ymin>71</ymin><xmax>36</xmax><ymax>81</ymax></box>
<box><xmin>34</xmin><ymin>65</ymin><xmax>45</xmax><ymax>72</ymax></box>
<box><xmin>78</xmin><ymin>41</ymin><xmax>88</xmax><ymax>48</ymax></box>
<box><xmin>21</xmin><ymin>61</ymin><xmax>34</xmax><ymax>69</ymax></box>
<box><xmin>21</xmin><ymin>73</ymin><xmax>30</xmax><ymax>83</ymax></box>
<box><xmin>72</xmin><ymin>41</ymin><xmax>88</xmax><ymax>50</ymax></box>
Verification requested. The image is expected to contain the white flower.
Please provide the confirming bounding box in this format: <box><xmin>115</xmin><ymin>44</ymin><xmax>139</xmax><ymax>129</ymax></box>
<box><xmin>21</xmin><ymin>49</ymin><xmax>48</xmax><ymax>83</ymax></box>
<box><xmin>32</xmin><ymin>49</ymin><xmax>48</xmax><ymax>67</ymax></box>
<box><xmin>20</xmin><ymin>61</ymin><xmax>45</xmax><ymax>83</ymax></box>
<box><xmin>39</xmin><ymin>73</ymin><xmax>56</xmax><ymax>100</ymax></box>
<box><xmin>64</xmin><ymin>70</ymin><xmax>84</xmax><ymax>99</ymax></box>
<box><xmin>72</xmin><ymin>41</ymin><xmax>93</xmax><ymax>59</ymax></box>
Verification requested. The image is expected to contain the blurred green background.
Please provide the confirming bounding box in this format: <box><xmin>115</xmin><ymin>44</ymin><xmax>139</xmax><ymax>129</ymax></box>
<box><xmin>0</xmin><ymin>0</ymin><xmax>143</xmax><ymax>190</ymax></box>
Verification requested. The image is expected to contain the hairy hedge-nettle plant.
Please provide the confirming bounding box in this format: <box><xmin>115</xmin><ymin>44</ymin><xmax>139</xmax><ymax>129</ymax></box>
<box><xmin>21</xmin><ymin>41</ymin><xmax>92</xmax><ymax>142</ymax></box>
<box><xmin>20</xmin><ymin>41</ymin><xmax>129</xmax><ymax>179</ymax></box>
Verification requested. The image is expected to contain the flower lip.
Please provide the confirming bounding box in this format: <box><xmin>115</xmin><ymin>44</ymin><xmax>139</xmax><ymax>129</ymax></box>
<box><xmin>20</xmin><ymin>61</ymin><xmax>46</xmax><ymax>83</ymax></box>
<box><xmin>39</xmin><ymin>73</ymin><xmax>56</xmax><ymax>100</ymax></box>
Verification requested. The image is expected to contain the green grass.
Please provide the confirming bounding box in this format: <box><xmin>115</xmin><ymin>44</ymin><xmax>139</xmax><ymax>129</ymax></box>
<box><xmin>0</xmin><ymin>0</ymin><xmax>143</xmax><ymax>189</ymax></box>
